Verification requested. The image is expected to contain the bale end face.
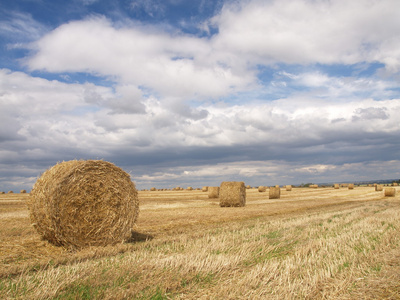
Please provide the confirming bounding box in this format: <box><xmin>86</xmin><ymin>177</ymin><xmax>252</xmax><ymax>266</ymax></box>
<box><xmin>219</xmin><ymin>181</ymin><xmax>246</xmax><ymax>207</ymax></box>
<box><xmin>269</xmin><ymin>187</ymin><xmax>280</xmax><ymax>199</ymax></box>
<box><xmin>208</xmin><ymin>187</ymin><xmax>219</xmax><ymax>198</ymax></box>
<box><xmin>29</xmin><ymin>160</ymin><xmax>139</xmax><ymax>249</ymax></box>
<box><xmin>384</xmin><ymin>188</ymin><xmax>396</xmax><ymax>197</ymax></box>
<box><xmin>258</xmin><ymin>186</ymin><xmax>266</xmax><ymax>192</ymax></box>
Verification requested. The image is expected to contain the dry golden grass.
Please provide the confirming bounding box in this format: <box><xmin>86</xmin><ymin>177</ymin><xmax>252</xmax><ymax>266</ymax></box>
<box><xmin>1</xmin><ymin>187</ymin><xmax>400</xmax><ymax>299</ymax></box>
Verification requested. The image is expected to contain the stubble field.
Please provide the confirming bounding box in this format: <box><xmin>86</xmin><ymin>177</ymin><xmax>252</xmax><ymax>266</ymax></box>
<box><xmin>1</xmin><ymin>186</ymin><xmax>400</xmax><ymax>299</ymax></box>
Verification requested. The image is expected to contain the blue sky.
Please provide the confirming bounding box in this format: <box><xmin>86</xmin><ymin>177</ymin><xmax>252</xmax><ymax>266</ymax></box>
<box><xmin>1</xmin><ymin>0</ymin><xmax>400</xmax><ymax>191</ymax></box>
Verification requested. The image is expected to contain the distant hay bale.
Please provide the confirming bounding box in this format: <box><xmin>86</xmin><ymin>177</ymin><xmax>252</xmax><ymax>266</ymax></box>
<box><xmin>150</xmin><ymin>187</ymin><xmax>156</xmax><ymax>191</ymax></box>
<box><xmin>275</xmin><ymin>185</ymin><xmax>280</xmax><ymax>188</ymax></box>
<box><xmin>375</xmin><ymin>185</ymin><xmax>383</xmax><ymax>191</ymax></box>
<box><xmin>29</xmin><ymin>160</ymin><xmax>139</xmax><ymax>249</ymax></box>
<box><xmin>202</xmin><ymin>186</ymin><xmax>208</xmax><ymax>192</ymax></box>
<box><xmin>0</xmin><ymin>191</ymin><xmax>4</xmax><ymax>194</ymax></box>
<box><xmin>334</xmin><ymin>184</ymin><xmax>339</xmax><ymax>189</ymax></box>
<box><xmin>187</xmin><ymin>187</ymin><xmax>193</xmax><ymax>191</ymax></box>
<box><xmin>269</xmin><ymin>187</ymin><xmax>280</xmax><ymax>199</ymax></box>
<box><xmin>208</xmin><ymin>187</ymin><xmax>219</xmax><ymax>198</ymax></box>
<box><xmin>8</xmin><ymin>191</ymin><xmax>13</xmax><ymax>193</ymax></box>
<box><xmin>393</xmin><ymin>182</ymin><xmax>399</xmax><ymax>186</ymax></box>
<box><xmin>309</xmin><ymin>184</ymin><xmax>318</xmax><ymax>188</ymax></box>
<box><xmin>258</xmin><ymin>186</ymin><xmax>267</xmax><ymax>192</ymax></box>
<box><xmin>20</xmin><ymin>189</ymin><xmax>27</xmax><ymax>193</ymax></box>
<box><xmin>219</xmin><ymin>181</ymin><xmax>246</xmax><ymax>207</ymax></box>
<box><xmin>384</xmin><ymin>188</ymin><xmax>396</xmax><ymax>197</ymax></box>
<box><xmin>246</xmin><ymin>185</ymin><xmax>251</xmax><ymax>189</ymax></box>
<box><xmin>348</xmin><ymin>184</ymin><xmax>354</xmax><ymax>190</ymax></box>
<box><xmin>286</xmin><ymin>185</ymin><xmax>292</xmax><ymax>191</ymax></box>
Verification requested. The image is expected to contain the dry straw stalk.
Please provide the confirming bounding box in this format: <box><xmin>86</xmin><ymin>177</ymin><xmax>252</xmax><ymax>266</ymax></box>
<box><xmin>219</xmin><ymin>181</ymin><xmax>246</xmax><ymax>207</ymax></box>
<box><xmin>29</xmin><ymin>160</ymin><xmax>139</xmax><ymax>249</ymax></box>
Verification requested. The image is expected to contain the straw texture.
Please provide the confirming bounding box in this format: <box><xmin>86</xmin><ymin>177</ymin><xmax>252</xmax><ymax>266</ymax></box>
<box><xmin>208</xmin><ymin>187</ymin><xmax>220</xmax><ymax>199</ymax></box>
<box><xmin>219</xmin><ymin>181</ymin><xmax>246</xmax><ymax>207</ymax></box>
<box><xmin>269</xmin><ymin>187</ymin><xmax>281</xmax><ymax>199</ymax></box>
<box><xmin>29</xmin><ymin>160</ymin><xmax>139</xmax><ymax>249</ymax></box>
<box><xmin>384</xmin><ymin>188</ymin><xmax>396</xmax><ymax>197</ymax></box>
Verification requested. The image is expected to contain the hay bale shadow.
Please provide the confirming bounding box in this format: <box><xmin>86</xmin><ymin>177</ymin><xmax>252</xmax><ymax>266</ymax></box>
<box><xmin>128</xmin><ymin>231</ymin><xmax>154</xmax><ymax>243</ymax></box>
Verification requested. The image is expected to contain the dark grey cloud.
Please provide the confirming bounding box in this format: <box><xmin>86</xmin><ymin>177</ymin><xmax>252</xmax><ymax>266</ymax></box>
<box><xmin>352</xmin><ymin>107</ymin><xmax>389</xmax><ymax>121</ymax></box>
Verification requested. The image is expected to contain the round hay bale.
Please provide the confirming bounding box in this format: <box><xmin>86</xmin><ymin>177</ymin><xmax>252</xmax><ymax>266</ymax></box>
<box><xmin>286</xmin><ymin>185</ymin><xmax>292</xmax><ymax>191</ymax></box>
<box><xmin>20</xmin><ymin>189</ymin><xmax>27</xmax><ymax>193</ymax></box>
<box><xmin>0</xmin><ymin>191</ymin><xmax>4</xmax><ymax>194</ymax></box>
<box><xmin>202</xmin><ymin>186</ymin><xmax>208</xmax><ymax>192</ymax></box>
<box><xmin>8</xmin><ymin>191</ymin><xmax>13</xmax><ymax>193</ymax></box>
<box><xmin>384</xmin><ymin>188</ymin><xmax>396</xmax><ymax>197</ymax></box>
<box><xmin>219</xmin><ymin>181</ymin><xmax>246</xmax><ymax>207</ymax></box>
<box><xmin>258</xmin><ymin>186</ymin><xmax>266</xmax><ymax>192</ymax></box>
<box><xmin>246</xmin><ymin>185</ymin><xmax>251</xmax><ymax>189</ymax></box>
<box><xmin>150</xmin><ymin>187</ymin><xmax>156</xmax><ymax>191</ymax></box>
<box><xmin>334</xmin><ymin>184</ymin><xmax>339</xmax><ymax>189</ymax></box>
<box><xmin>269</xmin><ymin>187</ymin><xmax>280</xmax><ymax>199</ymax></box>
<box><xmin>348</xmin><ymin>184</ymin><xmax>354</xmax><ymax>190</ymax></box>
<box><xmin>187</xmin><ymin>187</ymin><xmax>193</xmax><ymax>191</ymax></box>
<box><xmin>29</xmin><ymin>160</ymin><xmax>139</xmax><ymax>249</ymax></box>
<box><xmin>208</xmin><ymin>187</ymin><xmax>219</xmax><ymax>199</ymax></box>
<box><xmin>393</xmin><ymin>182</ymin><xmax>399</xmax><ymax>186</ymax></box>
<box><xmin>375</xmin><ymin>185</ymin><xmax>383</xmax><ymax>191</ymax></box>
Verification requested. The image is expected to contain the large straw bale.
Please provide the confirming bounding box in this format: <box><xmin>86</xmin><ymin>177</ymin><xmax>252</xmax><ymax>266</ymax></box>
<box><xmin>348</xmin><ymin>184</ymin><xmax>354</xmax><ymax>190</ymax></box>
<box><xmin>219</xmin><ymin>181</ymin><xmax>246</xmax><ymax>207</ymax></box>
<box><xmin>385</xmin><ymin>188</ymin><xmax>396</xmax><ymax>197</ymax></box>
<box><xmin>258</xmin><ymin>186</ymin><xmax>267</xmax><ymax>192</ymax></box>
<box><xmin>286</xmin><ymin>185</ymin><xmax>292</xmax><ymax>191</ymax></box>
<box><xmin>375</xmin><ymin>185</ymin><xmax>383</xmax><ymax>191</ymax></box>
<box><xmin>208</xmin><ymin>187</ymin><xmax>219</xmax><ymax>198</ymax></box>
<box><xmin>269</xmin><ymin>187</ymin><xmax>280</xmax><ymax>199</ymax></box>
<box><xmin>29</xmin><ymin>160</ymin><xmax>139</xmax><ymax>249</ymax></box>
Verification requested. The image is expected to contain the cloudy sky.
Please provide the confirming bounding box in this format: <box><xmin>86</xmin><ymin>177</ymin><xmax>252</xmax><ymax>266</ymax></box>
<box><xmin>1</xmin><ymin>0</ymin><xmax>400</xmax><ymax>191</ymax></box>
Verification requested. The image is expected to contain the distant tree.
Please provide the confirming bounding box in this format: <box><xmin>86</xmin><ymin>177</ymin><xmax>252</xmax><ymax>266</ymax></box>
<box><xmin>300</xmin><ymin>183</ymin><xmax>313</xmax><ymax>187</ymax></box>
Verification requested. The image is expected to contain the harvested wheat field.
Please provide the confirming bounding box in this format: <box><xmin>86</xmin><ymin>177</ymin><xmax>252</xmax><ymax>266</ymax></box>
<box><xmin>1</xmin><ymin>186</ymin><xmax>400</xmax><ymax>299</ymax></box>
